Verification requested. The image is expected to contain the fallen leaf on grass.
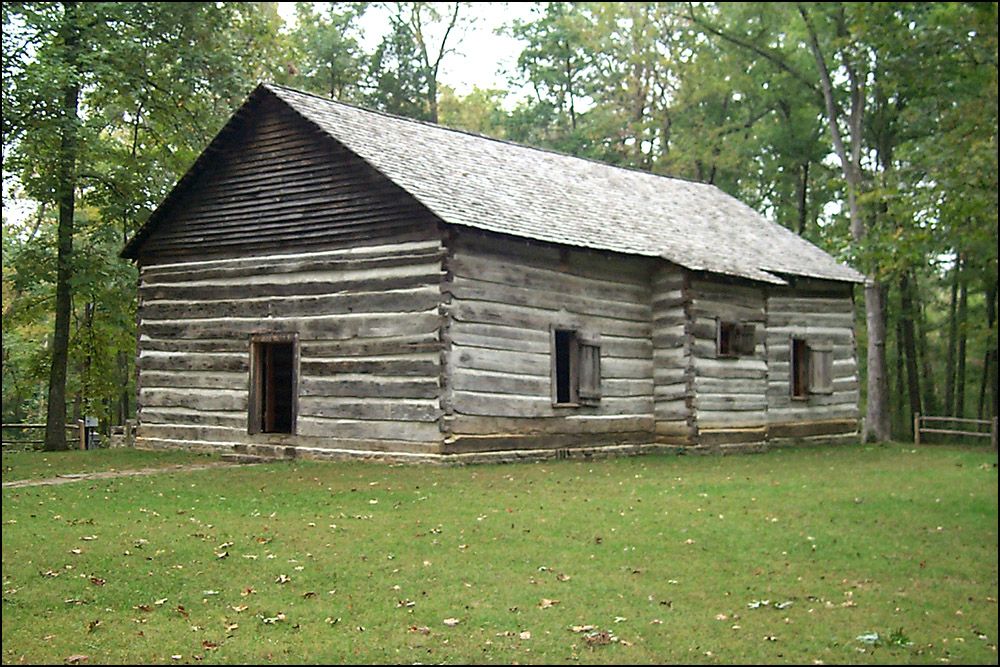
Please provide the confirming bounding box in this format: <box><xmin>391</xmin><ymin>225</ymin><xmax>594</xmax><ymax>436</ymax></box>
<box><xmin>275</xmin><ymin>574</ymin><xmax>291</xmax><ymax>584</ymax></box>
<box><xmin>538</xmin><ymin>598</ymin><xmax>559</xmax><ymax>609</ymax></box>
<box><xmin>214</xmin><ymin>551</ymin><xmax>229</xmax><ymax>560</ymax></box>
<box><xmin>230</xmin><ymin>605</ymin><xmax>248</xmax><ymax>613</ymax></box>
<box><xmin>176</xmin><ymin>606</ymin><xmax>189</xmax><ymax>619</ymax></box>
<box><xmin>443</xmin><ymin>618</ymin><xmax>460</xmax><ymax>626</ymax></box>
<box><xmin>519</xmin><ymin>630</ymin><xmax>532</xmax><ymax>640</ymax></box>
<box><xmin>556</xmin><ymin>573</ymin><xmax>572</xmax><ymax>582</ymax></box>
<box><xmin>408</xmin><ymin>625</ymin><xmax>431</xmax><ymax>635</ymax></box>
<box><xmin>69</xmin><ymin>549</ymin><xmax>83</xmax><ymax>555</ymax></box>
<box><xmin>583</xmin><ymin>630</ymin><xmax>615</xmax><ymax>647</ymax></box>
<box><xmin>241</xmin><ymin>587</ymin><xmax>255</xmax><ymax>597</ymax></box>
<box><xmin>154</xmin><ymin>598</ymin><xmax>168</xmax><ymax>606</ymax></box>
<box><xmin>201</xmin><ymin>641</ymin><xmax>219</xmax><ymax>651</ymax></box>
<box><xmin>64</xmin><ymin>655</ymin><xmax>89</xmax><ymax>664</ymax></box>
<box><xmin>88</xmin><ymin>577</ymin><xmax>105</xmax><ymax>586</ymax></box>
<box><xmin>571</xmin><ymin>625</ymin><xmax>596</xmax><ymax>633</ymax></box>
<box><xmin>302</xmin><ymin>591</ymin><xmax>317</xmax><ymax>599</ymax></box>
<box><xmin>261</xmin><ymin>613</ymin><xmax>286</xmax><ymax>624</ymax></box>
<box><xmin>86</xmin><ymin>620</ymin><xmax>101</xmax><ymax>633</ymax></box>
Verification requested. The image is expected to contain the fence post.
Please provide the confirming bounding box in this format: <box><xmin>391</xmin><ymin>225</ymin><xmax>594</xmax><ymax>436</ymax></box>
<box><xmin>992</xmin><ymin>417</ymin><xmax>997</xmax><ymax>451</ymax></box>
<box><xmin>77</xmin><ymin>419</ymin><xmax>86</xmax><ymax>451</ymax></box>
<box><xmin>914</xmin><ymin>412</ymin><xmax>921</xmax><ymax>446</ymax></box>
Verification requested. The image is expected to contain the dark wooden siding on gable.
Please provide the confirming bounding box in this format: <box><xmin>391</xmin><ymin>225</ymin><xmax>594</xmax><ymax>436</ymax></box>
<box><xmin>137</xmin><ymin>94</ymin><xmax>440</xmax><ymax>264</ymax></box>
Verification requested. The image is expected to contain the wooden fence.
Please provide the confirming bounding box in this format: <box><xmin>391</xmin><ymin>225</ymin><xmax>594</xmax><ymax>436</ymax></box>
<box><xmin>914</xmin><ymin>413</ymin><xmax>998</xmax><ymax>450</ymax></box>
<box><xmin>1</xmin><ymin>421</ymin><xmax>90</xmax><ymax>451</ymax></box>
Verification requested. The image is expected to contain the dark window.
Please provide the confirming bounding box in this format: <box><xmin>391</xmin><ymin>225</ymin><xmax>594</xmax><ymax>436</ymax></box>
<box><xmin>250</xmin><ymin>336</ymin><xmax>297</xmax><ymax>434</ymax></box>
<box><xmin>717</xmin><ymin>320</ymin><xmax>739</xmax><ymax>357</ymax></box>
<box><xmin>791</xmin><ymin>337</ymin><xmax>834</xmax><ymax>398</ymax></box>
<box><xmin>791</xmin><ymin>337</ymin><xmax>809</xmax><ymax>399</ymax></box>
<box><xmin>552</xmin><ymin>328</ymin><xmax>601</xmax><ymax>406</ymax></box>
<box><xmin>718</xmin><ymin>320</ymin><xmax>757</xmax><ymax>358</ymax></box>
<box><xmin>554</xmin><ymin>329</ymin><xmax>577</xmax><ymax>405</ymax></box>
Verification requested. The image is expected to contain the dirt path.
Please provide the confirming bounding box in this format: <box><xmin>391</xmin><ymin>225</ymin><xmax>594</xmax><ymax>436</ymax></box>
<box><xmin>2</xmin><ymin>461</ymin><xmax>252</xmax><ymax>489</ymax></box>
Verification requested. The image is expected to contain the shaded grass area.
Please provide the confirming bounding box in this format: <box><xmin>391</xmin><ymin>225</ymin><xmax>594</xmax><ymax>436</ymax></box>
<box><xmin>1</xmin><ymin>448</ymin><xmax>219</xmax><ymax>483</ymax></box>
<box><xmin>2</xmin><ymin>443</ymin><xmax>997</xmax><ymax>664</ymax></box>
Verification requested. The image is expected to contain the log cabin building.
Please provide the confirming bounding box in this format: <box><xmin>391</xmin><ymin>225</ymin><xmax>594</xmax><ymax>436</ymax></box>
<box><xmin>121</xmin><ymin>83</ymin><xmax>865</xmax><ymax>463</ymax></box>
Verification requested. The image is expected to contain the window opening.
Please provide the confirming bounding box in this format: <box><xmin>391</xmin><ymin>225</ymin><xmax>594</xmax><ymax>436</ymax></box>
<box><xmin>791</xmin><ymin>337</ymin><xmax>809</xmax><ymax>399</ymax></box>
<box><xmin>554</xmin><ymin>329</ymin><xmax>577</xmax><ymax>405</ymax></box>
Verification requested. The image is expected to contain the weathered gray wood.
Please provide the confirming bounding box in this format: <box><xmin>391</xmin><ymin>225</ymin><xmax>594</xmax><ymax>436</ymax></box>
<box><xmin>141</xmin><ymin>287</ymin><xmax>440</xmax><ymax>321</ymax></box>
<box><xmin>299</xmin><ymin>398</ymin><xmax>441</xmax><ymax>422</ymax></box>
<box><xmin>451</xmin><ymin>391</ymin><xmax>650</xmax><ymax>418</ymax></box>
<box><xmin>444</xmin><ymin>414</ymin><xmax>655</xmax><ymax>435</ymax></box>
<box><xmin>450</xmin><ymin>300</ymin><xmax>650</xmax><ymax>339</ymax></box>
<box><xmin>301</xmin><ymin>333</ymin><xmax>440</xmax><ymax>357</ymax></box>
<box><xmin>297</xmin><ymin>416</ymin><xmax>440</xmax><ymax>442</ymax></box>
<box><xmin>441</xmin><ymin>431</ymin><xmax>651</xmax><ymax>454</ymax></box>
<box><xmin>447</xmin><ymin>278</ymin><xmax>650</xmax><ymax>323</ymax></box>
<box><xmin>140</xmin><ymin>388</ymin><xmax>247</xmax><ymax>412</ymax></box>
<box><xmin>300</xmin><ymin>357</ymin><xmax>438</xmax><ymax>376</ymax></box>
<box><xmin>142</xmin><ymin>311</ymin><xmax>441</xmax><ymax>341</ymax></box>
<box><xmin>141</xmin><ymin>370</ymin><xmax>246</xmax><ymax>391</ymax></box>
<box><xmin>299</xmin><ymin>376</ymin><xmax>439</xmax><ymax>399</ymax></box>
<box><xmin>139</xmin><ymin>353</ymin><xmax>247</xmax><ymax>373</ymax></box>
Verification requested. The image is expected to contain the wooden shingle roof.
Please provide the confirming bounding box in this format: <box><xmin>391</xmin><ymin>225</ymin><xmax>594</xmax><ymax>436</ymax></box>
<box><xmin>267</xmin><ymin>85</ymin><xmax>862</xmax><ymax>285</ymax></box>
<box><xmin>127</xmin><ymin>83</ymin><xmax>864</xmax><ymax>285</ymax></box>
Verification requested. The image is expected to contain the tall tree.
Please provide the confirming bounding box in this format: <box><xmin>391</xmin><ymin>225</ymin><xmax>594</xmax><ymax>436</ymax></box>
<box><xmin>3</xmin><ymin>2</ymin><xmax>287</xmax><ymax>439</ymax></box>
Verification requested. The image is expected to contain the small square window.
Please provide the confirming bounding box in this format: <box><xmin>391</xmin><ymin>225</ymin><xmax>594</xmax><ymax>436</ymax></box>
<box><xmin>791</xmin><ymin>337</ymin><xmax>834</xmax><ymax>399</ymax></box>
<box><xmin>717</xmin><ymin>320</ymin><xmax>756</xmax><ymax>358</ymax></box>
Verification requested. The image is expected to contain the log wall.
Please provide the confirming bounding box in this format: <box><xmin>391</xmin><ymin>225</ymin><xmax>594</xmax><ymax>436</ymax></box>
<box><xmin>136</xmin><ymin>94</ymin><xmax>440</xmax><ymax>262</ymax></box>
<box><xmin>765</xmin><ymin>280</ymin><xmax>861</xmax><ymax>444</ymax></box>
<box><xmin>440</xmin><ymin>232</ymin><xmax>656</xmax><ymax>453</ymax></box>
<box><xmin>686</xmin><ymin>275</ymin><xmax>769</xmax><ymax>448</ymax></box>
<box><xmin>135</xmin><ymin>240</ymin><xmax>446</xmax><ymax>456</ymax></box>
<box><xmin>651</xmin><ymin>265</ymin><xmax>694</xmax><ymax>444</ymax></box>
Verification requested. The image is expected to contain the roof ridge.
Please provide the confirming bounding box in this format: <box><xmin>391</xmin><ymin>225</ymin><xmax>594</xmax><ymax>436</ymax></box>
<box><xmin>263</xmin><ymin>82</ymin><xmax>710</xmax><ymax>191</ymax></box>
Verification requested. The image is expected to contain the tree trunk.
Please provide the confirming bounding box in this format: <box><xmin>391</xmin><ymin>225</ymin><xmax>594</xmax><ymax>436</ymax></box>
<box><xmin>900</xmin><ymin>272</ymin><xmax>922</xmax><ymax>436</ymax></box>
<box><xmin>916</xmin><ymin>278</ymin><xmax>938</xmax><ymax>416</ymax></box>
<box><xmin>977</xmin><ymin>280</ymin><xmax>998</xmax><ymax>420</ymax></box>
<box><xmin>796</xmin><ymin>160</ymin><xmax>809</xmax><ymax>236</ymax></box>
<box><xmin>894</xmin><ymin>299</ymin><xmax>905</xmax><ymax>435</ymax></box>
<box><xmin>865</xmin><ymin>281</ymin><xmax>892</xmax><ymax>440</ymax></box>
<box><xmin>44</xmin><ymin>0</ymin><xmax>80</xmax><ymax>452</ymax></box>
<box><xmin>944</xmin><ymin>259</ymin><xmax>959</xmax><ymax>415</ymax></box>
<box><xmin>955</xmin><ymin>265</ymin><xmax>968</xmax><ymax>418</ymax></box>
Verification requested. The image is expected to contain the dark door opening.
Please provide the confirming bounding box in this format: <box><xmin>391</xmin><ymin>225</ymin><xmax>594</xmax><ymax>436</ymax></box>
<box><xmin>253</xmin><ymin>341</ymin><xmax>295</xmax><ymax>433</ymax></box>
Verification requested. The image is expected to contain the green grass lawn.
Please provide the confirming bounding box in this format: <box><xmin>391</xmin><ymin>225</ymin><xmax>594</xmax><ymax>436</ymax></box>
<box><xmin>2</xmin><ymin>448</ymin><xmax>219</xmax><ymax>483</ymax></box>
<box><xmin>2</xmin><ymin>443</ymin><xmax>996</xmax><ymax>664</ymax></box>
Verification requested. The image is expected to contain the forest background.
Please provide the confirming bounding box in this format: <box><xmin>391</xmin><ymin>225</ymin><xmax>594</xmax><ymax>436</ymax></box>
<box><xmin>2</xmin><ymin>2</ymin><xmax>997</xmax><ymax>448</ymax></box>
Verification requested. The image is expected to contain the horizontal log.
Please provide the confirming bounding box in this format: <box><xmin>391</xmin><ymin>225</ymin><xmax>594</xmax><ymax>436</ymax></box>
<box><xmin>448</xmin><ymin>277</ymin><xmax>650</xmax><ymax>323</ymax></box>
<box><xmin>135</xmin><ymin>434</ymin><xmax>441</xmax><ymax>455</ymax></box>
<box><xmin>440</xmin><ymin>431</ymin><xmax>651</xmax><ymax>454</ymax></box>
<box><xmin>301</xmin><ymin>334</ymin><xmax>441</xmax><ymax>357</ymax></box>
<box><xmin>142</xmin><ymin>311</ymin><xmax>441</xmax><ymax>341</ymax></box>
<box><xmin>450</xmin><ymin>299</ymin><xmax>650</xmax><ymax>339</ymax></box>
<box><xmin>693</xmin><ymin>377</ymin><xmax>768</xmax><ymax>395</ymax></box>
<box><xmin>142</xmin><ymin>246</ymin><xmax>444</xmax><ymax>283</ymax></box>
<box><xmin>298</xmin><ymin>398</ymin><xmax>441</xmax><ymax>422</ymax></box>
<box><xmin>300</xmin><ymin>376</ymin><xmax>439</xmax><ymax>399</ymax></box>
<box><xmin>140</xmin><ymin>269</ymin><xmax>441</xmax><ymax>302</ymax></box>
<box><xmin>767</xmin><ymin>419</ymin><xmax>858</xmax><ymax>439</ymax></box>
<box><xmin>449</xmin><ymin>252</ymin><xmax>647</xmax><ymax>304</ymax></box>
<box><xmin>141</xmin><ymin>287</ymin><xmax>440</xmax><ymax>321</ymax></box>
<box><xmin>452</xmin><ymin>233</ymin><xmax>655</xmax><ymax>285</ymax></box>
<box><xmin>767</xmin><ymin>405</ymin><xmax>860</xmax><ymax>422</ymax></box>
<box><xmin>444</xmin><ymin>414</ymin><xmax>655</xmax><ymax>436</ymax></box>
<box><xmin>139</xmin><ymin>352</ymin><xmax>247</xmax><ymax>373</ymax></box>
<box><xmin>141</xmin><ymin>407</ymin><xmax>245</xmax><ymax>428</ymax></box>
<box><xmin>143</xmin><ymin>239</ymin><xmax>443</xmax><ymax>273</ymax></box>
<box><xmin>139</xmin><ymin>337</ymin><xmax>248</xmax><ymax>354</ymax></box>
<box><xmin>140</xmin><ymin>387</ymin><xmax>247</xmax><ymax>412</ymax></box>
<box><xmin>451</xmin><ymin>391</ymin><xmax>651</xmax><ymax>418</ymax></box>
<box><xmin>300</xmin><ymin>357</ymin><xmax>438</xmax><ymax>376</ymax></box>
<box><xmin>297</xmin><ymin>417</ymin><xmax>440</xmax><ymax>442</ymax></box>
<box><xmin>696</xmin><ymin>395</ymin><xmax>768</xmax><ymax>411</ymax></box>
<box><xmin>141</xmin><ymin>370</ymin><xmax>247</xmax><ymax>391</ymax></box>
